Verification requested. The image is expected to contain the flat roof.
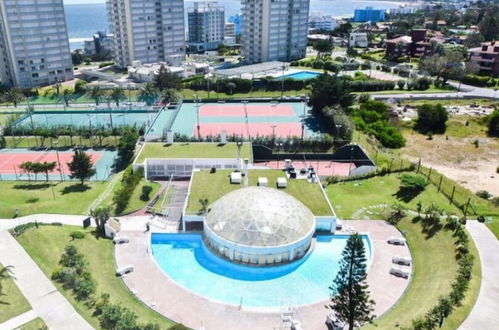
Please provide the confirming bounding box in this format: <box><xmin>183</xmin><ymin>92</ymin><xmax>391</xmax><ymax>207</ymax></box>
<box><xmin>135</xmin><ymin>142</ymin><xmax>252</xmax><ymax>163</ymax></box>
<box><xmin>215</xmin><ymin>61</ymin><xmax>288</xmax><ymax>77</ymax></box>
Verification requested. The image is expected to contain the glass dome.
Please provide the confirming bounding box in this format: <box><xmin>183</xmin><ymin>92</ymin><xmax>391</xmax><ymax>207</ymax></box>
<box><xmin>203</xmin><ymin>187</ymin><xmax>316</xmax><ymax>265</ymax></box>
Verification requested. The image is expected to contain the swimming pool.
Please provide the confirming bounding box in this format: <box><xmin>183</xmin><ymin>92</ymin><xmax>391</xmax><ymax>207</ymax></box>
<box><xmin>151</xmin><ymin>233</ymin><xmax>372</xmax><ymax>309</ymax></box>
<box><xmin>278</xmin><ymin>71</ymin><xmax>321</xmax><ymax>80</ymax></box>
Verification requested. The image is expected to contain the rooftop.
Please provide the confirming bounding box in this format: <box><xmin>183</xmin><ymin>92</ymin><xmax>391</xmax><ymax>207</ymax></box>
<box><xmin>135</xmin><ymin>142</ymin><xmax>252</xmax><ymax>163</ymax></box>
<box><xmin>186</xmin><ymin>169</ymin><xmax>334</xmax><ymax>216</ymax></box>
<box><xmin>215</xmin><ymin>61</ymin><xmax>288</xmax><ymax>77</ymax></box>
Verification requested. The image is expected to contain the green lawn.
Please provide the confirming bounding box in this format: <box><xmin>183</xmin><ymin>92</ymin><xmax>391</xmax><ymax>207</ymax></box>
<box><xmin>15</xmin><ymin>225</ymin><xmax>176</xmax><ymax>329</ymax></box>
<box><xmin>135</xmin><ymin>142</ymin><xmax>252</xmax><ymax>163</ymax></box>
<box><xmin>16</xmin><ymin>317</ymin><xmax>47</xmax><ymax>330</ymax></box>
<box><xmin>400</xmin><ymin>98</ymin><xmax>498</xmax><ymax>108</ymax></box>
<box><xmin>0</xmin><ymin>263</ymin><xmax>31</xmax><ymax>323</ymax></box>
<box><xmin>122</xmin><ymin>179</ymin><xmax>160</xmax><ymax>215</ymax></box>
<box><xmin>0</xmin><ymin>181</ymin><xmax>110</xmax><ymax>219</ymax></box>
<box><xmin>187</xmin><ymin>169</ymin><xmax>333</xmax><ymax>216</ymax></box>
<box><xmin>327</xmin><ymin>174</ymin><xmax>462</xmax><ymax>219</ymax></box>
<box><xmin>363</xmin><ymin>217</ymin><xmax>481</xmax><ymax>329</ymax></box>
<box><xmin>361</xmin><ymin>84</ymin><xmax>456</xmax><ymax>95</ymax></box>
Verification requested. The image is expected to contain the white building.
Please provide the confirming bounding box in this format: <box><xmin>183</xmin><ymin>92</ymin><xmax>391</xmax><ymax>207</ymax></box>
<box><xmin>348</xmin><ymin>33</ymin><xmax>368</xmax><ymax>48</ymax></box>
<box><xmin>241</xmin><ymin>0</ymin><xmax>310</xmax><ymax>64</ymax></box>
<box><xmin>188</xmin><ymin>1</ymin><xmax>225</xmax><ymax>52</ymax></box>
<box><xmin>106</xmin><ymin>0</ymin><xmax>186</xmax><ymax>68</ymax></box>
<box><xmin>224</xmin><ymin>22</ymin><xmax>236</xmax><ymax>46</ymax></box>
<box><xmin>0</xmin><ymin>0</ymin><xmax>73</xmax><ymax>88</ymax></box>
<box><xmin>128</xmin><ymin>61</ymin><xmax>209</xmax><ymax>82</ymax></box>
<box><xmin>309</xmin><ymin>15</ymin><xmax>338</xmax><ymax>31</ymax></box>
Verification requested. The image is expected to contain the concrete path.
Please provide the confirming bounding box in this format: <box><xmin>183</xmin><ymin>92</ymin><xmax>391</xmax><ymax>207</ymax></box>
<box><xmin>0</xmin><ymin>310</ymin><xmax>37</xmax><ymax>330</ymax></box>
<box><xmin>0</xmin><ymin>231</ymin><xmax>93</xmax><ymax>330</ymax></box>
<box><xmin>460</xmin><ymin>221</ymin><xmax>499</xmax><ymax>329</ymax></box>
<box><xmin>0</xmin><ymin>214</ymin><xmax>92</xmax><ymax>231</ymax></box>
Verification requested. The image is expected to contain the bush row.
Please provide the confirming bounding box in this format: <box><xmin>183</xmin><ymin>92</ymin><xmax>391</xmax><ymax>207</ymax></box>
<box><xmin>112</xmin><ymin>166</ymin><xmax>143</xmax><ymax>215</ymax></box>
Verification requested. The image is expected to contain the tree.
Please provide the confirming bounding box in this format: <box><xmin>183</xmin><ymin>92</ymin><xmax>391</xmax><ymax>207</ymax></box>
<box><xmin>99</xmin><ymin>303</ymin><xmax>138</xmax><ymax>330</ymax></box>
<box><xmin>91</xmin><ymin>206</ymin><xmax>111</xmax><ymax>237</ymax></box>
<box><xmin>416</xmin><ymin>103</ymin><xmax>449</xmax><ymax>134</ymax></box>
<box><xmin>19</xmin><ymin>161</ymin><xmax>34</xmax><ymax>181</ymax></box>
<box><xmin>329</xmin><ymin>234</ymin><xmax>375</xmax><ymax>330</ymax></box>
<box><xmin>463</xmin><ymin>33</ymin><xmax>484</xmax><ymax>49</ymax></box>
<box><xmin>67</xmin><ymin>149</ymin><xmax>96</xmax><ymax>185</ymax></box>
<box><xmin>138</xmin><ymin>83</ymin><xmax>158</xmax><ymax>106</ymax></box>
<box><xmin>478</xmin><ymin>7</ymin><xmax>499</xmax><ymax>41</ymax></box>
<box><xmin>117</xmin><ymin>128</ymin><xmax>138</xmax><ymax>169</ymax></box>
<box><xmin>419</xmin><ymin>50</ymin><xmax>464</xmax><ymax>85</ymax></box>
<box><xmin>40</xmin><ymin>161</ymin><xmax>57</xmax><ymax>181</ymax></box>
<box><xmin>160</xmin><ymin>88</ymin><xmax>179</xmax><ymax>105</ymax></box>
<box><xmin>60</xmin><ymin>88</ymin><xmax>74</xmax><ymax>107</ymax></box>
<box><xmin>0</xmin><ymin>265</ymin><xmax>15</xmax><ymax>296</ymax></box>
<box><xmin>88</xmin><ymin>86</ymin><xmax>104</xmax><ymax>106</ymax></box>
<box><xmin>308</xmin><ymin>74</ymin><xmax>355</xmax><ymax>112</ymax></box>
<box><xmin>399</xmin><ymin>173</ymin><xmax>429</xmax><ymax>192</ymax></box>
<box><xmin>1</xmin><ymin>88</ymin><xmax>24</xmax><ymax>107</ymax></box>
<box><xmin>226</xmin><ymin>82</ymin><xmax>236</xmax><ymax>95</ymax></box>
<box><xmin>71</xmin><ymin>49</ymin><xmax>85</xmax><ymax>65</ymax></box>
<box><xmin>485</xmin><ymin>109</ymin><xmax>499</xmax><ymax>137</ymax></box>
<box><xmin>110</xmin><ymin>87</ymin><xmax>125</xmax><ymax>107</ymax></box>
<box><xmin>313</xmin><ymin>40</ymin><xmax>333</xmax><ymax>59</ymax></box>
<box><xmin>153</xmin><ymin>65</ymin><xmax>182</xmax><ymax>91</ymax></box>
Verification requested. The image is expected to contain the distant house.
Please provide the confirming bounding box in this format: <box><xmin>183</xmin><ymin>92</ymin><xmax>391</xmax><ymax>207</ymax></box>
<box><xmin>385</xmin><ymin>29</ymin><xmax>443</xmax><ymax>58</ymax></box>
<box><xmin>468</xmin><ymin>41</ymin><xmax>499</xmax><ymax>77</ymax></box>
<box><xmin>349</xmin><ymin>33</ymin><xmax>368</xmax><ymax>48</ymax></box>
<box><xmin>353</xmin><ymin>7</ymin><xmax>385</xmax><ymax>23</ymax></box>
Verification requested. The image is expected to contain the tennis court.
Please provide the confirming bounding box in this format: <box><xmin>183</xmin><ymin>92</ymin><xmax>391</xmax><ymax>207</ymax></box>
<box><xmin>0</xmin><ymin>148</ymin><xmax>116</xmax><ymax>181</ymax></box>
<box><xmin>170</xmin><ymin>101</ymin><xmax>322</xmax><ymax>138</ymax></box>
<box><xmin>12</xmin><ymin>110</ymin><xmax>158</xmax><ymax>130</ymax></box>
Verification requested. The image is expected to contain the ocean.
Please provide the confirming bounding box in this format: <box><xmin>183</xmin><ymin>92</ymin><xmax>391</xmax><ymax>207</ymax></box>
<box><xmin>66</xmin><ymin>0</ymin><xmax>403</xmax><ymax>50</ymax></box>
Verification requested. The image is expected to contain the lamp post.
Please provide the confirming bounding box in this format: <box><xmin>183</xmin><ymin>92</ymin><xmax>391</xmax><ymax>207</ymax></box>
<box><xmin>335</xmin><ymin>124</ymin><xmax>342</xmax><ymax>142</ymax></box>
<box><xmin>271</xmin><ymin>125</ymin><xmax>277</xmax><ymax>140</ymax></box>
<box><xmin>236</xmin><ymin>140</ymin><xmax>243</xmax><ymax>171</ymax></box>
<box><xmin>54</xmin><ymin>141</ymin><xmax>64</xmax><ymax>181</ymax></box>
<box><xmin>195</xmin><ymin>94</ymin><xmax>201</xmax><ymax>139</ymax></box>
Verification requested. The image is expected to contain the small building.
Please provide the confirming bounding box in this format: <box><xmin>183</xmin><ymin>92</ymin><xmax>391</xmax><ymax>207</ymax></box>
<box><xmin>309</xmin><ymin>15</ymin><xmax>338</xmax><ymax>31</ymax></box>
<box><xmin>128</xmin><ymin>61</ymin><xmax>210</xmax><ymax>82</ymax></box>
<box><xmin>385</xmin><ymin>29</ymin><xmax>442</xmax><ymax>58</ymax></box>
<box><xmin>468</xmin><ymin>41</ymin><xmax>499</xmax><ymax>77</ymax></box>
<box><xmin>353</xmin><ymin>7</ymin><xmax>385</xmax><ymax>23</ymax></box>
<box><xmin>348</xmin><ymin>33</ymin><xmax>368</xmax><ymax>48</ymax></box>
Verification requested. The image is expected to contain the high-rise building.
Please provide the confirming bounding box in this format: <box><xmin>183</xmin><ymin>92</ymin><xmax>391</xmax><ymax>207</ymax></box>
<box><xmin>241</xmin><ymin>0</ymin><xmax>310</xmax><ymax>64</ymax></box>
<box><xmin>106</xmin><ymin>0</ymin><xmax>186</xmax><ymax>68</ymax></box>
<box><xmin>224</xmin><ymin>23</ymin><xmax>236</xmax><ymax>46</ymax></box>
<box><xmin>228</xmin><ymin>13</ymin><xmax>244</xmax><ymax>36</ymax></box>
<box><xmin>0</xmin><ymin>0</ymin><xmax>74</xmax><ymax>88</ymax></box>
<box><xmin>188</xmin><ymin>1</ymin><xmax>225</xmax><ymax>52</ymax></box>
<box><xmin>353</xmin><ymin>7</ymin><xmax>385</xmax><ymax>23</ymax></box>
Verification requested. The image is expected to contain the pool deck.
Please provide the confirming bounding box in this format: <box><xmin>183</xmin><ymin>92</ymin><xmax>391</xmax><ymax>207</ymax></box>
<box><xmin>115</xmin><ymin>219</ymin><xmax>410</xmax><ymax>329</ymax></box>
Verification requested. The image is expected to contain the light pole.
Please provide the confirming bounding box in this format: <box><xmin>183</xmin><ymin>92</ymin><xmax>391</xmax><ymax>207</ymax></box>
<box><xmin>335</xmin><ymin>124</ymin><xmax>342</xmax><ymax>142</ymax></box>
<box><xmin>195</xmin><ymin>94</ymin><xmax>201</xmax><ymax>139</ymax></box>
<box><xmin>87</xmin><ymin>114</ymin><xmax>93</xmax><ymax>148</ymax></box>
<box><xmin>236</xmin><ymin>140</ymin><xmax>243</xmax><ymax>170</ymax></box>
<box><xmin>54</xmin><ymin>141</ymin><xmax>64</xmax><ymax>181</ymax></box>
<box><xmin>280</xmin><ymin>62</ymin><xmax>286</xmax><ymax>100</ymax></box>
<box><xmin>271</xmin><ymin>125</ymin><xmax>277</xmax><ymax>140</ymax></box>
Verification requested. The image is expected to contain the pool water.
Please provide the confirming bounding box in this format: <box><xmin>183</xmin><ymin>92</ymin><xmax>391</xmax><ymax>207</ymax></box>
<box><xmin>151</xmin><ymin>233</ymin><xmax>372</xmax><ymax>308</ymax></box>
<box><xmin>278</xmin><ymin>71</ymin><xmax>321</xmax><ymax>80</ymax></box>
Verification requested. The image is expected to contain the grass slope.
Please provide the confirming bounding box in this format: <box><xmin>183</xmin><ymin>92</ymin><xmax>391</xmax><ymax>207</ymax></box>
<box><xmin>363</xmin><ymin>217</ymin><xmax>481</xmax><ymax>329</ymax></box>
<box><xmin>327</xmin><ymin>174</ymin><xmax>461</xmax><ymax>219</ymax></box>
<box><xmin>15</xmin><ymin>225</ymin><xmax>175</xmax><ymax>329</ymax></box>
<box><xmin>0</xmin><ymin>181</ymin><xmax>110</xmax><ymax>219</ymax></box>
<box><xmin>0</xmin><ymin>263</ymin><xmax>31</xmax><ymax>323</ymax></box>
<box><xmin>16</xmin><ymin>317</ymin><xmax>47</xmax><ymax>330</ymax></box>
<box><xmin>187</xmin><ymin>169</ymin><xmax>332</xmax><ymax>216</ymax></box>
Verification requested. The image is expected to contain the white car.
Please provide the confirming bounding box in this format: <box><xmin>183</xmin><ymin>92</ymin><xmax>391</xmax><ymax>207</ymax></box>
<box><xmin>390</xmin><ymin>266</ymin><xmax>410</xmax><ymax>279</ymax></box>
<box><xmin>113</xmin><ymin>236</ymin><xmax>130</xmax><ymax>244</ymax></box>
<box><xmin>387</xmin><ymin>236</ymin><xmax>406</xmax><ymax>245</ymax></box>
<box><xmin>392</xmin><ymin>255</ymin><xmax>412</xmax><ymax>266</ymax></box>
<box><xmin>116</xmin><ymin>265</ymin><xmax>134</xmax><ymax>276</ymax></box>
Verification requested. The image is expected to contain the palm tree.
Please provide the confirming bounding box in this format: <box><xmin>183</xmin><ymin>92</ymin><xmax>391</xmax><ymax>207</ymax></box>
<box><xmin>88</xmin><ymin>86</ymin><xmax>104</xmax><ymax>106</ymax></box>
<box><xmin>1</xmin><ymin>88</ymin><xmax>24</xmax><ymax>107</ymax></box>
<box><xmin>138</xmin><ymin>83</ymin><xmax>158</xmax><ymax>106</ymax></box>
<box><xmin>0</xmin><ymin>265</ymin><xmax>15</xmax><ymax>296</ymax></box>
<box><xmin>60</xmin><ymin>88</ymin><xmax>74</xmax><ymax>107</ymax></box>
<box><xmin>110</xmin><ymin>87</ymin><xmax>126</xmax><ymax>107</ymax></box>
<box><xmin>91</xmin><ymin>206</ymin><xmax>111</xmax><ymax>237</ymax></box>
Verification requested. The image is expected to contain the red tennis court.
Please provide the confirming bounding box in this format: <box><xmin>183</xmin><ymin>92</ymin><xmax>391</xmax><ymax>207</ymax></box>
<box><xmin>194</xmin><ymin>122</ymin><xmax>303</xmax><ymax>138</ymax></box>
<box><xmin>254</xmin><ymin>160</ymin><xmax>356</xmax><ymax>177</ymax></box>
<box><xmin>0</xmin><ymin>151</ymin><xmax>102</xmax><ymax>175</ymax></box>
<box><xmin>199</xmin><ymin>104</ymin><xmax>295</xmax><ymax>117</ymax></box>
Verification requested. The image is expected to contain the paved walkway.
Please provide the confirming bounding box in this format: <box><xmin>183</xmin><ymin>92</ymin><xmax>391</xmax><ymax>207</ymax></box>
<box><xmin>115</xmin><ymin>220</ymin><xmax>410</xmax><ymax>330</ymax></box>
<box><xmin>0</xmin><ymin>310</ymin><xmax>37</xmax><ymax>330</ymax></box>
<box><xmin>460</xmin><ymin>221</ymin><xmax>499</xmax><ymax>329</ymax></box>
<box><xmin>0</xmin><ymin>231</ymin><xmax>93</xmax><ymax>330</ymax></box>
<box><xmin>0</xmin><ymin>214</ymin><xmax>92</xmax><ymax>231</ymax></box>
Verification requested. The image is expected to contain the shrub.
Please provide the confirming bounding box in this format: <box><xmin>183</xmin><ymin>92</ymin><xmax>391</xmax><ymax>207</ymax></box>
<box><xmin>140</xmin><ymin>185</ymin><xmax>153</xmax><ymax>201</ymax></box>
<box><xmin>98</xmin><ymin>61</ymin><xmax>114</xmax><ymax>68</ymax></box>
<box><xmin>397</xmin><ymin>80</ymin><xmax>405</xmax><ymax>90</ymax></box>
<box><xmin>491</xmin><ymin>197</ymin><xmax>499</xmax><ymax>206</ymax></box>
<box><xmin>416</xmin><ymin>103</ymin><xmax>448</xmax><ymax>134</ymax></box>
<box><xmin>311</xmin><ymin>59</ymin><xmax>324</xmax><ymax>69</ymax></box>
<box><xmin>475</xmin><ymin>190</ymin><xmax>492</xmax><ymax>200</ymax></box>
<box><xmin>399</xmin><ymin>173</ymin><xmax>429</xmax><ymax>192</ymax></box>
<box><xmin>413</xmin><ymin>77</ymin><xmax>432</xmax><ymax>90</ymax></box>
<box><xmin>70</xmin><ymin>231</ymin><xmax>85</xmax><ymax>240</ymax></box>
<box><xmin>485</xmin><ymin>109</ymin><xmax>499</xmax><ymax>137</ymax></box>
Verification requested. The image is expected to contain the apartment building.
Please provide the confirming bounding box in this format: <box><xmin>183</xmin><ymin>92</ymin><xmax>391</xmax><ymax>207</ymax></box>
<box><xmin>106</xmin><ymin>0</ymin><xmax>186</xmax><ymax>68</ymax></box>
<box><xmin>309</xmin><ymin>15</ymin><xmax>338</xmax><ymax>31</ymax></box>
<box><xmin>353</xmin><ymin>7</ymin><xmax>385</xmax><ymax>23</ymax></box>
<box><xmin>188</xmin><ymin>1</ymin><xmax>225</xmax><ymax>52</ymax></box>
<box><xmin>0</xmin><ymin>0</ymin><xmax>73</xmax><ymax>88</ymax></box>
<box><xmin>468</xmin><ymin>41</ymin><xmax>499</xmax><ymax>77</ymax></box>
<box><xmin>241</xmin><ymin>0</ymin><xmax>310</xmax><ymax>64</ymax></box>
<box><xmin>224</xmin><ymin>23</ymin><xmax>236</xmax><ymax>46</ymax></box>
